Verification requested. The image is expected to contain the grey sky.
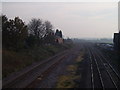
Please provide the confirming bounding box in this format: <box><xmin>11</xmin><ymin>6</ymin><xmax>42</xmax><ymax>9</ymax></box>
<box><xmin>1</xmin><ymin>0</ymin><xmax>119</xmax><ymax>2</ymax></box>
<box><xmin>2</xmin><ymin>2</ymin><xmax>118</xmax><ymax>39</ymax></box>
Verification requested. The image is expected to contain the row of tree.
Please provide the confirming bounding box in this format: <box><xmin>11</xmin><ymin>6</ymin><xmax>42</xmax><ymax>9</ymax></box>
<box><xmin>2</xmin><ymin>15</ymin><xmax>63</xmax><ymax>51</ymax></box>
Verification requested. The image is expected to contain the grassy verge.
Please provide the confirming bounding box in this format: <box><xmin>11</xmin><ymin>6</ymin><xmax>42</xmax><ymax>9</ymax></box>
<box><xmin>55</xmin><ymin>52</ymin><xmax>84</xmax><ymax>88</ymax></box>
<box><xmin>3</xmin><ymin>43</ymin><xmax>73</xmax><ymax>78</ymax></box>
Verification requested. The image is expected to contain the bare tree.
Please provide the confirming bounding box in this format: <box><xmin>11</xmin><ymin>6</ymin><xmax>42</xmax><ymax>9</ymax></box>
<box><xmin>28</xmin><ymin>18</ymin><xmax>45</xmax><ymax>39</ymax></box>
<box><xmin>44</xmin><ymin>20</ymin><xmax>53</xmax><ymax>36</ymax></box>
<box><xmin>28</xmin><ymin>19</ymin><xmax>55</xmax><ymax>45</ymax></box>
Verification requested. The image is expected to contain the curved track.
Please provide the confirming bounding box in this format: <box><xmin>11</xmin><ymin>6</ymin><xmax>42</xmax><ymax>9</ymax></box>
<box><xmin>3</xmin><ymin>49</ymin><xmax>70</xmax><ymax>88</ymax></box>
<box><xmin>3</xmin><ymin>44</ymin><xmax>81</xmax><ymax>88</ymax></box>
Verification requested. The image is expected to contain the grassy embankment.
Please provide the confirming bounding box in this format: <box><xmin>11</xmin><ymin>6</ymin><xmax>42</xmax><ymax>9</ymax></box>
<box><xmin>56</xmin><ymin>51</ymin><xmax>84</xmax><ymax>88</ymax></box>
<box><xmin>3</xmin><ymin>43</ymin><xmax>73</xmax><ymax>78</ymax></box>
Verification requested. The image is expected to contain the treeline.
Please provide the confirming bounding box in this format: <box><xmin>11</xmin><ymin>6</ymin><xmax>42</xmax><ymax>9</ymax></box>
<box><xmin>2</xmin><ymin>15</ymin><xmax>63</xmax><ymax>51</ymax></box>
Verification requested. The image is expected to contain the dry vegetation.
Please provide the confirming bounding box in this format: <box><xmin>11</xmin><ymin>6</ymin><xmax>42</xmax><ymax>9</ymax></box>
<box><xmin>3</xmin><ymin>44</ymin><xmax>72</xmax><ymax>78</ymax></box>
<box><xmin>56</xmin><ymin>51</ymin><xmax>84</xmax><ymax>88</ymax></box>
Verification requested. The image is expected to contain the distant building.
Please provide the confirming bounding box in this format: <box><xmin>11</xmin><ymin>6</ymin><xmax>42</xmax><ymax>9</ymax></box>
<box><xmin>113</xmin><ymin>32</ymin><xmax>120</xmax><ymax>52</ymax></box>
<box><xmin>55</xmin><ymin>29</ymin><xmax>63</xmax><ymax>44</ymax></box>
<box><xmin>113</xmin><ymin>1</ymin><xmax>120</xmax><ymax>52</ymax></box>
<box><xmin>55</xmin><ymin>36</ymin><xmax>63</xmax><ymax>44</ymax></box>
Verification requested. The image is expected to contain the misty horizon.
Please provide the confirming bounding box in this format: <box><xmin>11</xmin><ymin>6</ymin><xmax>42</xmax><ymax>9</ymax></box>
<box><xmin>2</xmin><ymin>2</ymin><xmax>118</xmax><ymax>39</ymax></box>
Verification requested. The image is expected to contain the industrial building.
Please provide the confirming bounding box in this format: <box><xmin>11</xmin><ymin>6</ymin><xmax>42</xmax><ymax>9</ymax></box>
<box><xmin>113</xmin><ymin>32</ymin><xmax>120</xmax><ymax>52</ymax></box>
<box><xmin>113</xmin><ymin>1</ymin><xmax>120</xmax><ymax>52</ymax></box>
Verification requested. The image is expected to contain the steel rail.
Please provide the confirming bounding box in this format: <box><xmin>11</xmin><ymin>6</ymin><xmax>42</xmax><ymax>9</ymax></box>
<box><xmin>3</xmin><ymin>50</ymin><xmax>70</xmax><ymax>88</ymax></box>
<box><xmin>87</xmin><ymin>46</ymin><xmax>104</xmax><ymax>89</ymax></box>
<box><xmin>92</xmin><ymin>47</ymin><xmax>119</xmax><ymax>89</ymax></box>
<box><xmin>26</xmin><ymin>54</ymin><xmax>67</xmax><ymax>88</ymax></box>
<box><xmin>88</xmin><ymin>50</ymin><xmax>94</xmax><ymax>90</ymax></box>
<box><xmin>89</xmin><ymin>48</ymin><xmax>105</xmax><ymax>89</ymax></box>
<box><xmin>96</xmin><ymin>49</ymin><xmax>120</xmax><ymax>80</ymax></box>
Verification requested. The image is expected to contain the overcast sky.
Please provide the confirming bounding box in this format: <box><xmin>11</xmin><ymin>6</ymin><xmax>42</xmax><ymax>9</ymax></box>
<box><xmin>2</xmin><ymin>2</ymin><xmax>118</xmax><ymax>39</ymax></box>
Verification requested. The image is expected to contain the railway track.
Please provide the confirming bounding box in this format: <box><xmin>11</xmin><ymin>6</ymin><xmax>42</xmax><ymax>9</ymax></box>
<box><xmin>2</xmin><ymin>49</ymin><xmax>72</xmax><ymax>88</ymax></box>
<box><xmin>88</xmin><ymin>45</ymin><xmax>120</xmax><ymax>89</ymax></box>
<box><xmin>3</xmin><ymin>43</ymin><xmax>120</xmax><ymax>88</ymax></box>
<box><xmin>88</xmin><ymin>47</ymin><xmax>104</xmax><ymax>89</ymax></box>
<box><xmin>93</xmin><ymin>47</ymin><xmax>120</xmax><ymax>89</ymax></box>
